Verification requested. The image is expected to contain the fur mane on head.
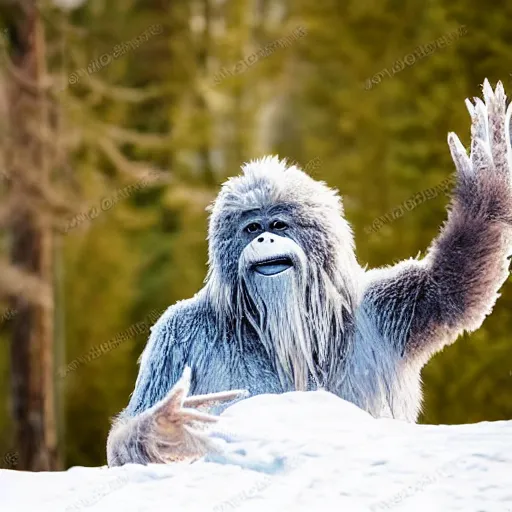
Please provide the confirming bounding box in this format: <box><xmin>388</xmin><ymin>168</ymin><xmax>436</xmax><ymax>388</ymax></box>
<box><xmin>211</xmin><ymin>155</ymin><xmax>343</xmax><ymax>214</ymax></box>
<box><xmin>204</xmin><ymin>156</ymin><xmax>362</xmax><ymax>389</ymax></box>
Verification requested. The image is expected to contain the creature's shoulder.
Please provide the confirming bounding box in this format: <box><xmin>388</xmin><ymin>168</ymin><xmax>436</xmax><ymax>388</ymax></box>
<box><xmin>359</xmin><ymin>258</ymin><xmax>427</xmax><ymax>308</ymax></box>
<box><xmin>125</xmin><ymin>292</ymin><xmax>219</xmax><ymax>417</ymax></box>
<box><xmin>144</xmin><ymin>290</ymin><xmax>218</xmax><ymax>355</ymax></box>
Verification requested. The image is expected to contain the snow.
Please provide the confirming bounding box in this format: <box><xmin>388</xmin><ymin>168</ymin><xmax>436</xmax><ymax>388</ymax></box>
<box><xmin>1</xmin><ymin>390</ymin><xmax>511</xmax><ymax>511</ymax></box>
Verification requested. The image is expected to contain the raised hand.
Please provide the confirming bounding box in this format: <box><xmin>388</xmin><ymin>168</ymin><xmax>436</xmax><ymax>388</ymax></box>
<box><xmin>447</xmin><ymin>79</ymin><xmax>512</xmax><ymax>223</ymax></box>
<box><xmin>107</xmin><ymin>367</ymin><xmax>248</xmax><ymax>466</ymax></box>
<box><xmin>150</xmin><ymin>367</ymin><xmax>248</xmax><ymax>463</ymax></box>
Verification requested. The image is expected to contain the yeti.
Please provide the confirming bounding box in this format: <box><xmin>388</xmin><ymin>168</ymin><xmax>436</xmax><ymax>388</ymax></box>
<box><xmin>107</xmin><ymin>80</ymin><xmax>512</xmax><ymax>466</ymax></box>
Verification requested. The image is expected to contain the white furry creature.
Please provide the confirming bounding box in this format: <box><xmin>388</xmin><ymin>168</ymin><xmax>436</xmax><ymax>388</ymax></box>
<box><xmin>107</xmin><ymin>80</ymin><xmax>512</xmax><ymax>466</ymax></box>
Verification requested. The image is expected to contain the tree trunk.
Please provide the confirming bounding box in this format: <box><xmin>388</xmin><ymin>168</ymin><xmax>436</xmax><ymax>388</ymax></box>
<box><xmin>197</xmin><ymin>0</ymin><xmax>214</xmax><ymax>185</ymax></box>
<box><xmin>6</xmin><ymin>0</ymin><xmax>59</xmax><ymax>471</ymax></box>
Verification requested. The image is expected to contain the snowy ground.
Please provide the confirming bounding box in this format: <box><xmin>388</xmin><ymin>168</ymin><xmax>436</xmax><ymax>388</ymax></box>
<box><xmin>1</xmin><ymin>391</ymin><xmax>511</xmax><ymax>512</ymax></box>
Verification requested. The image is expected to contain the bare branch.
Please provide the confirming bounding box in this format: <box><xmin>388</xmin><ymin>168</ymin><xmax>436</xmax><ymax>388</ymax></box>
<box><xmin>0</xmin><ymin>259</ymin><xmax>52</xmax><ymax>308</ymax></box>
<box><xmin>101</xmin><ymin>123</ymin><xmax>172</xmax><ymax>149</ymax></box>
<box><xmin>80</xmin><ymin>74</ymin><xmax>168</xmax><ymax>103</ymax></box>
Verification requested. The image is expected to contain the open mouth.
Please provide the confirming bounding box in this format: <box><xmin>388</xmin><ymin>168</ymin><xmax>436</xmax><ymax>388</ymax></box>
<box><xmin>252</xmin><ymin>257</ymin><xmax>293</xmax><ymax>276</ymax></box>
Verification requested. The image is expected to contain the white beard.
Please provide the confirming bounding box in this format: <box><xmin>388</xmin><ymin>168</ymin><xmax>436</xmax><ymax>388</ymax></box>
<box><xmin>237</xmin><ymin>264</ymin><xmax>350</xmax><ymax>391</ymax></box>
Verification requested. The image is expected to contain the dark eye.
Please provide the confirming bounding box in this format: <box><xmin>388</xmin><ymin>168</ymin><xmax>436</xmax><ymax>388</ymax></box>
<box><xmin>270</xmin><ymin>220</ymin><xmax>288</xmax><ymax>230</ymax></box>
<box><xmin>245</xmin><ymin>222</ymin><xmax>262</xmax><ymax>234</ymax></box>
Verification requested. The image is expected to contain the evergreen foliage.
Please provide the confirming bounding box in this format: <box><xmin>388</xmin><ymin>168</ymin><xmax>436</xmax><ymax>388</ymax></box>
<box><xmin>0</xmin><ymin>0</ymin><xmax>510</xmax><ymax>468</ymax></box>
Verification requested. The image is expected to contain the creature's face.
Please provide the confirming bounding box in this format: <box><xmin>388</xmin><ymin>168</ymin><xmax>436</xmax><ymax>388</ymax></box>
<box><xmin>238</xmin><ymin>210</ymin><xmax>307</xmax><ymax>281</ymax></box>
<box><xmin>207</xmin><ymin>156</ymin><xmax>356</xmax><ymax>290</ymax></box>
<box><xmin>205</xmin><ymin>157</ymin><xmax>360</xmax><ymax>390</ymax></box>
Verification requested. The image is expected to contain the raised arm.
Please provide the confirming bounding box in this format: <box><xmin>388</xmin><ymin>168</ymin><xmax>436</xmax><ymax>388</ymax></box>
<box><xmin>361</xmin><ymin>79</ymin><xmax>512</xmax><ymax>364</ymax></box>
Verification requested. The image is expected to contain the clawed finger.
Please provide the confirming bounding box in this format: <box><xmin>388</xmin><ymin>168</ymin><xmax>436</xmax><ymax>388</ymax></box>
<box><xmin>448</xmin><ymin>132</ymin><xmax>471</xmax><ymax>178</ymax></box>
<box><xmin>471</xmin><ymin>98</ymin><xmax>489</xmax><ymax>151</ymax></box>
<box><xmin>484</xmin><ymin>79</ymin><xmax>508</xmax><ymax>172</ymax></box>
<box><xmin>471</xmin><ymin>137</ymin><xmax>493</xmax><ymax>172</ymax></box>
<box><xmin>180</xmin><ymin>407</ymin><xmax>219</xmax><ymax>424</ymax></box>
<box><xmin>155</xmin><ymin>368</ymin><xmax>193</xmax><ymax>419</ymax></box>
<box><xmin>165</xmin><ymin>383</ymin><xmax>189</xmax><ymax>412</ymax></box>
<box><xmin>169</xmin><ymin>366</ymin><xmax>192</xmax><ymax>403</ymax></box>
<box><xmin>183</xmin><ymin>389</ymin><xmax>249</xmax><ymax>408</ymax></box>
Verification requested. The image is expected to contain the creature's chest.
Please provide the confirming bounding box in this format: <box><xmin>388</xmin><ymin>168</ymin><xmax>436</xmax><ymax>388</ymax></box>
<box><xmin>190</xmin><ymin>334</ymin><xmax>289</xmax><ymax>400</ymax></box>
<box><xmin>190</xmin><ymin>324</ymin><xmax>422</xmax><ymax>421</ymax></box>
<box><xmin>325</xmin><ymin>323</ymin><xmax>423</xmax><ymax>422</ymax></box>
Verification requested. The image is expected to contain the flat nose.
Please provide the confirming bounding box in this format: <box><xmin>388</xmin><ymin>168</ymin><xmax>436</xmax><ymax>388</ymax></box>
<box><xmin>257</xmin><ymin>233</ymin><xmax>274</xmax><ymax>243</ymax></box>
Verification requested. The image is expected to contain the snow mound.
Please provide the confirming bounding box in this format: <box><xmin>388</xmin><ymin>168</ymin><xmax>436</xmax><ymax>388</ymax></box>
<box><xmin>1</xmin><ymin>390</ymin><xmax>511</xmax><ymax>511</ymax></box>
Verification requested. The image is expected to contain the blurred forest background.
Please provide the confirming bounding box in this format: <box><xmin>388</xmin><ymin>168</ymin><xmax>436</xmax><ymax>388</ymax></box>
<box><xmin>0</xmin><ymin>0</ymin><xmax>511</xmax><ymax>471</ymax></box>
